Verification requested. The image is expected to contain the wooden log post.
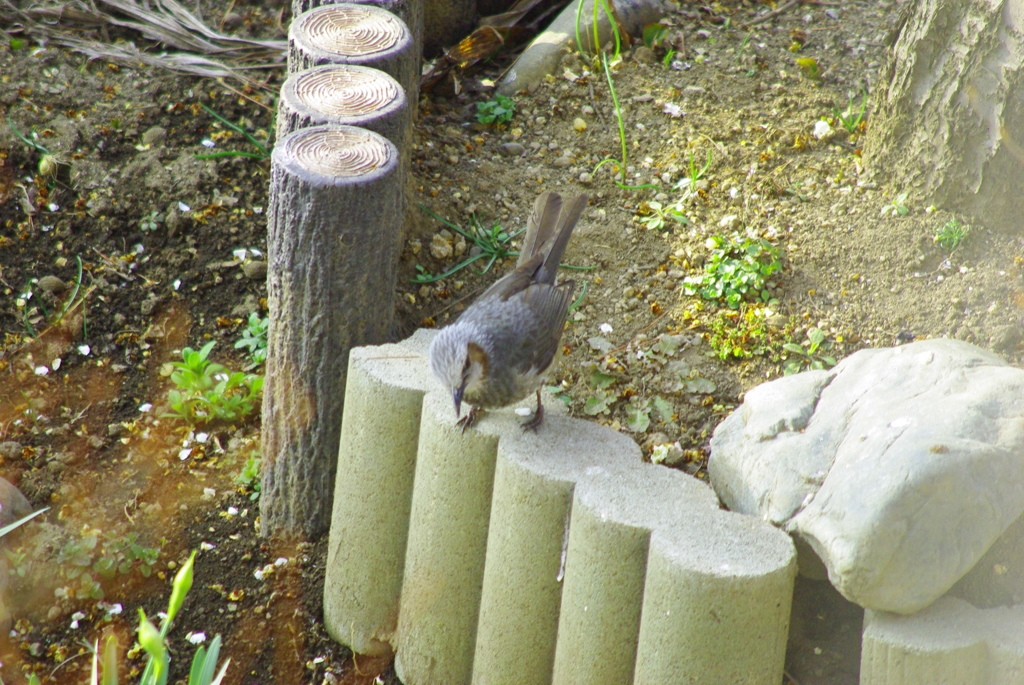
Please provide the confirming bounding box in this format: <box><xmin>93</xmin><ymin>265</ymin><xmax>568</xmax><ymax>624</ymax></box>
<box><xmin>276</xmin><ymin>64</ymin><xmax>407</xmax><ymax>144</ymax></box>
<box><xmin>290</xmin><ymin>0</ymin><xmax>424</xmax><ymax>81</ymax></box>
<box><xmin>289</xmin><ymin>3</ymin><xmax>417</xmax><ymax>113</ymax></box>
<box><xmin>261</xmin><ymin>124</ymin><xmax>400</xmax><ymax>539</ymax></box>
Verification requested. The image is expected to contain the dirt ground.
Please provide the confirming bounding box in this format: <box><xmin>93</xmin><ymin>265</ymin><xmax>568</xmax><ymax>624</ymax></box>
<box><xmin>1</xmin><ymin>0</ymin><xmax>1022</xmax><ymax>683</ymax></box>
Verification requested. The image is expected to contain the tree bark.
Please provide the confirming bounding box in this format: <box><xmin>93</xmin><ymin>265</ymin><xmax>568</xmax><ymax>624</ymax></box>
<box><xmin>863</xmin><ymin>0</ymin><xmax>1024</xmax><ymax>233</ymax></box>
<box><xmin>261</xmin><ymin>124</ymin><xmax>400</xmax><ymax>539</ymax></box>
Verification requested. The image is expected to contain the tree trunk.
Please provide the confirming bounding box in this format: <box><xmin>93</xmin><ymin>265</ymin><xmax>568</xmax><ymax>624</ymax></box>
<box><xmin>863</xmin><ymin>0</ymin><xmax>1024</xmax><ymax>233</ymax></box>
<box><xmin>261</xmin><ymin>125</ymin><xmax>400</xmax><ymax>539</ymax></box>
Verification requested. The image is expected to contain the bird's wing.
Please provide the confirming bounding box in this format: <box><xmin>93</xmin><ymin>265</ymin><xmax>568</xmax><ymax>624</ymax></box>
<box><xmin>519</xmin><ymin>280</ymin><xmax>575</xmax><ymax>373</ymax></box>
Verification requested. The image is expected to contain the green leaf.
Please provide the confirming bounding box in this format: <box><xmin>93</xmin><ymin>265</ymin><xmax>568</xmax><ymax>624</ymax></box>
<box><xmin>642</xmin><ymin>22</ymin><xmax>669</xmax><ymax>49</ymax></box>
<box><xmin>589</xmin><ymin>370</ymin><xmax>617</xmax><ymax>389</ymax></box>
<box><xmin>0</xmin><ymin>506</ymin><xmax>48</xmax><ymax>538</ymax></box>
<box><xmin>625</xmin><ymin>403</ymin><xmax>651</xmax><ymax>433</ymax></box>
<box><xmin>652</xmin><ymin>396</ymin><xmax>674</xmax><ymax>422</ymax></box>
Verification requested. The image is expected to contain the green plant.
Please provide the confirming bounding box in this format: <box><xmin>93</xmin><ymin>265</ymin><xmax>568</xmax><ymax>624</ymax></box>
<box><xmin>236</xmin><ymin>454</ymin><xmax>262</xmax><ymax>501</ymax></box>
<box><xmin>783</xmin><ymin>327</ymin><xmax>837</xmax><ymax>375</ymax></box>
<box><xmin>662</xmin><ymin>48</ymin><xmax>676</xmax><ymax>67</ymax></box>
<box><xmin>90</xmin><ymin>551</ymin><xmax>229</xmax><ymax>685</ymax></box>
<box><xmin>139</xmin><ymin>210</ymin><xmax>164</xmax><ymax>232</ymax></box>
<box><xmin>637</xmin><ymin>200</ymin><xmax>687</xmax><ymax>231</ymax></box>
<box><xmin>234</xmin><ymin>313</ymin><xmax>269</xmax><ymax>366</ymax></box>
<box><xmin>475</xmin><ymin>95</ymin><xmax>515</xmax><ymax>125</ymax></box>
<box><xmin>934</xmin><ymin>218</ymin><xmax>969</xmax><ymax>251</ymax></box>
<box><xmin>701</xmin><ymin>305</ymin><xmax>778</xmax><ymax>360</ymax></box>
<box><xmin>831</xmin><ymin>92</ymin><xmax>867</xmax><ymax>133</ymax></box>
<box><xmin>881</xmin><ymin>191</ymin><xmax>909</xmax><ymax>217</ymax></box>
<box><xmin>194</xmin><ymin>104</ymin><xmax>269</xmax><ymax>160</ymax></box>
<box><xmin>0</xmin><ymin>507</ymin><xmax>48</xmax><ymax>538</ymax></box>
<box><xmin>166</xmin><ymin>341</ymin><xmax>263</xmax><ymax>424</ymax></box>
<box><xmin>17</xmin><ymin>255</ymin><xmax>85</xmax><ymax>338</ymax></box>
<box><xmin>683</xmin><ymin>234</ymin><xmax>782</xmax><ymax>309</ymax></box>
<box><xmin>413</xmin><ymin>207</ymin><xmax>524</xmax><ymax>283</ymax></box>
<box><xmin>47</xmin><ymin>529</ymin><xmax>164</xmax><ymax>600</ymax></box>
<box><xmin>642</xmin><ymin>23</ymin><xmax>669</xmax><ymax>50</ymax></box>
<box><xmin>673</xmin><ymin>149</ymin><xmax>713</xmax><ymax>199</ymax></box>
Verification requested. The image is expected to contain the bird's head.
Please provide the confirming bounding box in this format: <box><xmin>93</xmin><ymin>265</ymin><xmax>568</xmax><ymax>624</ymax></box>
<box><xmin>428</xmin><ymin>324</ymin><xmax>489</xmax><ymax>417</ymax></box>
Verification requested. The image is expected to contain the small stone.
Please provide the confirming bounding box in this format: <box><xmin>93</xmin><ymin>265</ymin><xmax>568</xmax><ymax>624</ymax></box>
<box><xmin>500</xmin><ymin>142</ymin><xmax>525</xmax><ymax>156</ymax></box>
<box><xmin>578</xmin><ymin>171</ymin><xmax>593</xmax><ymax>184</ymax></box>
<box><xmin>552</xmin><ymin>156</ymin><xmax>571</xmax><ymax>168</ymax></box>
<box><xmin>140</xmin><ymin>293</ymin><xmax>163</xmax><ymax>316</ymax></box>
<box><xmin>633</xmin><ymin>46</ymin><xmax>656</xmax><ymax>63</ymax></box>
<box><xmin>141</xmin><ymin>126</ymin><xmax>167</xmax><ymax>147</ymax></box>
<box><xmin>430</xmin><ymin>234</ymin><xmax>453</xmax><ymax>260</ymax></box>
<box><xmin>718</xmin><ymin>214</ymin><xmax>740</xmax><ymax>230</ymax></box>
<box><xmin>242</xmin><ymin>261</ymin><xmax>267</xmax><ymax>281</ymax></box>
<box><xmin>0</xmin><ymin>441</ymin><xmax>21</xmax><ymax>460</ymax></box>
<box><xmin>222</xmin><ymin>12</ymin><xmax>244</xmax><ymax>30</ymax></box>
<box><xmin>37</xmin><ymin>275</ymin><xmax>67</xmax><ymax>294</ymax></box>
<box><xmin>572</xmin><ymin>117</ymin><xmax>587</xmax><ymax>132</ymax></box>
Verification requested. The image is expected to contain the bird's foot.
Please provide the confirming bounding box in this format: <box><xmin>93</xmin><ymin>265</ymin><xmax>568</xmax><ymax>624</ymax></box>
<box><xmin>520</xmin><ymin>393</ymin><xmax>545</xmax><ymax>432</ymax></box>
<box><xmin>456</xmin><ymin>406</ymin><xmax>481</xmax><ymax>433</ymax></box>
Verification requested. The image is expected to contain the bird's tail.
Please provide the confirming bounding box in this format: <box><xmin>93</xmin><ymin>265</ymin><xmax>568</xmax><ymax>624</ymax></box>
<box><xmin>519</xmin><ymin>191</ymin><xmax>587</xmax><ymax>284</ymax></box>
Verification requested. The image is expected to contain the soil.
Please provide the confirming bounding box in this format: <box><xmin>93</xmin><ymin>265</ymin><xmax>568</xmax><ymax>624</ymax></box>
<box><xmin>1</xmin><ymin>0</ymin><xmax>1022</xmax><ymax>683</ymax></box>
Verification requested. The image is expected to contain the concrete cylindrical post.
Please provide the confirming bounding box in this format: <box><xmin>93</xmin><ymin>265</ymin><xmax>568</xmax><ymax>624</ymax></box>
<box><xmin>260</xmin><ymin>124</ymin><xmax>400</xmax><ymax>539</ymax></box>
<box><xmin>393</xmin><ymin>391</ymin><xmax>500</xmax><ymax>685</ymax></box>
<box><xmin>471</xmin><ymin>418</ymin><xmax>642</xmax><ymax>684</ymax></box>
<box><xmin>551</xmin><ymin>466</ymin><xmax>719</xmax><ymax>685</ymax></box>
<box><xmin>322</xmin><ymin>331</ymin><xmax>435</xmax><ymax>656</ymax></box>
<box><xmin>634</xmin><ymin>513</ymin><xmax>796</xmax><ymax>684</ymax></box>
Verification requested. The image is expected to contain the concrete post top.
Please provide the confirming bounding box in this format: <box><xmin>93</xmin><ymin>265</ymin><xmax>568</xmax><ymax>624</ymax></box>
<box><xmin>348</xmin><ymin>328</ymin><xmax>436</xmax><ymax>391</ymax></box>
<box><xmin>651</xmin><ymin>510</ymin><xmax>796</xmax><ymax>577</ymax></box>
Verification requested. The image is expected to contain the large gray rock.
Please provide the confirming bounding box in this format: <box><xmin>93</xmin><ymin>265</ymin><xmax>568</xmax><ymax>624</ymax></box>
<box><xmin>710</xmin><ymin>338</ymin><xmax>1024</xmax><ymax>614</ymax></box>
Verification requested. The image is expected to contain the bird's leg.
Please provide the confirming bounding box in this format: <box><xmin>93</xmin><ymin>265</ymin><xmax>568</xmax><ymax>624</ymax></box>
<box><xmin>457</xmin><ymin>406</ymin><xmax>482</xmax><ymax>433</ymax></box>
<box><xmin>521</xmin><ymin>390</ymin><xmax>545</xmax><ymax>432</ymax></box>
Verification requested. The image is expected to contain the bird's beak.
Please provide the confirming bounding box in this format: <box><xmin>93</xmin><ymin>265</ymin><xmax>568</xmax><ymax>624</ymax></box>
<box><xmin>452</xmin><ymin>385</ymin><xmax>464</xmax><ymax>417</ymax></box>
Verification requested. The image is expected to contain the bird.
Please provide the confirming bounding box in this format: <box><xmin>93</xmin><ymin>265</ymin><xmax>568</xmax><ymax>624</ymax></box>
<box><xmin>428</xmin><ymin>190</ymin><xmax>587</xmax><ymax>432</ymax></box>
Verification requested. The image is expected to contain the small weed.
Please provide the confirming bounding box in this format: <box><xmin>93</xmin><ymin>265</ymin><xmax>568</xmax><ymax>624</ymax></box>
<box><xmin>934</xmin><ymin>218</ymin><xmax>969</xmax><ymax>251</ymax></box>
<box><xmin>46</xmin><ymin>529</ymin><xmax>164</xmax><ymax>600</ymax></box>
<box><xmin>662</xmin><ymin>49</ymin><xmax>676</xmax><ymax>67</ymax></box>
<box><xmin>637</xmin><ymin>200</ymin><xmax>688</xmax><ymax>231</ymax></box>
<box><xmin>476</xmin><ymin>95</ymin><xmax>515</xmax><ymax>125</ymax></box>
<box><xmin>683</xmin><ymin>234</ymin><xmax>782</xmax><ymax>309</ymax></box>
<box><xmin>236</xmin><ymin>454</ymin><xmax>262</xmax><ymax>501</ymax></box>
<box><xmin>642</xmin><ymin>23</ymin><xmax>669</xmax><ymax>50</ymax></box>
<box><xmin>16</xmin><ymin>255</ymin><xmax>85</xmax><ymax>338</ymax></box>
<box><xmin>673</xmin><ymin>149</ymin><xmax>713</xmax><ymax>199</ymax></box>
<box><xmin>414</xmin><ymin>206</ymin><xmax>524</xmax><ymax>283</ymax></box>
<box><xmin>700</xmin><ymin>305</ymin><xmax>780</xmax><ymax>360</ymax></box>
<box><xmin>831</xmin><ymin>92</ymin><xmax>868</xmax><ymax>133</ymax></box>
<box><xmin>783</xmin><ymin>327</ymin><xmax>837</xmax><ymax>375</ymax></box>
<box><xmin>139</xmin><ymin>210</ymin><xmax>164</xmax><ymax>232</ymax></box>
<box><xmin>795</xmin><ymin>57</ymin><xmax>820</xmax><ymax>80</ymax></box>
<box><xmin>166</xmin><ymin>341</ymin><xmax>263</xmax><ymax>424</ymax></box>
<box><xmin>235</xmin><ymin>312</ymin><xmax>269</xmax><ymax>366</ymax></box>
<box><xmin>881</xmin><ymin>191</ymin><xmax>909</xmax><ymax>217</ymax></box>
<box><xmin>194</xmin><ymin>103</ymin><xmax>269</xmax><ymax>160</ymax></box>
